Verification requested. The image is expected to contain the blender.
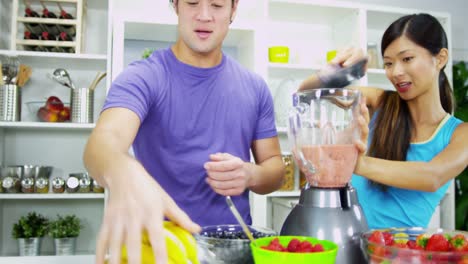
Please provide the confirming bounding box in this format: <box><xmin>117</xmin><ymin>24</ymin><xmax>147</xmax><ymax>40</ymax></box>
<box><xmin>280</xmin><ymin>88</ymin><xmax>368</xmax><ymax>264</ymax></box>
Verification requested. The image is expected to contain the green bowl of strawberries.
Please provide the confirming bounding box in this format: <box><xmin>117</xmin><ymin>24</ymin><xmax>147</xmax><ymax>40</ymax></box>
<box><xmin>250</xmin><ymin>236</ymin><xmax>338</xmax><ymax>264</ymax></box>
<box><xmin>361</xmin><ymin>227</ymin><xmax>468</xmax><ymax>264</ymax></box>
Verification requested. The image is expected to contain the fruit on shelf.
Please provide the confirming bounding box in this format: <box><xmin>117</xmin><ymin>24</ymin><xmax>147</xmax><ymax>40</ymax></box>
<box><xmin>36</xmin><ymin>96</ymin><xmax>70</xmax><ymax>122</ymax></box>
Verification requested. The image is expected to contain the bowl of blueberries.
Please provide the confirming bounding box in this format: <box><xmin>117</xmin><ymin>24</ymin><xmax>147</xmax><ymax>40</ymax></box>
<box><xmin>195</xmin><ymin>224</ymin><xmax>276</xmax><ymax>264</ymax></box>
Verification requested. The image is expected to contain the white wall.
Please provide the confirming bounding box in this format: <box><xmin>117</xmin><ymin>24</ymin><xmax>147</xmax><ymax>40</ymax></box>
<box><xmin>355</xmin><ymin>0</ymin><xmax>468</xmax><ymax>61</ymax></box>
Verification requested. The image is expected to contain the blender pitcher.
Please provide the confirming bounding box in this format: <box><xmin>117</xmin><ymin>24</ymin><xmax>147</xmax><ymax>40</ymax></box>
<box><xmin>289</xmin><ymin>88</ymin><xmax>361</xmax><ymax>188</ymax></box>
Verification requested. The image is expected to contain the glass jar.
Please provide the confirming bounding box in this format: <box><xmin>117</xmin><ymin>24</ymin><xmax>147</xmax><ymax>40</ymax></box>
<box><xmin>92</xmin><ymin>179</ymin><xmax>105</xmax><ymax>193</ymax></box>
<box><xmin>66</xmin><ymin>175</ymin><xmax>79</xmax><ymax>193</ymax></box>
<box><xmin>51</xmin><ymin>177</ymin><xmax>65</xmax><ymax>193</ymax></box>
<box><xmin>35</xmin><ymin>177</ymin><xmax>49</xmax><ymax>193</ymax></box>
<box><xmin>367</xmin><ymin>42</ymin><xmax>379</xmax><ymax>69</ymax></box>
<box><xmin>279</xmin><ymin>153</ymin><xmax>295</xmax><ymax>191</ymax></box>
<box><xmin>2</xmin><ymin>176</ymin><xmax>21</xmax><ymax>193</ymax></box>
<box><xmin>78</xmin><ymin>175</ymin><xmax>91</xmax><ymax>193</ymax></box>
<box><xmin>21</xmin><ymin>177</ymin><xmax>35</xmax><ymax>193</ymax></box>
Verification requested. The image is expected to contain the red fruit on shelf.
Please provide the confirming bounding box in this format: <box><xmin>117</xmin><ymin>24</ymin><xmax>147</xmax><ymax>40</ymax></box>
<box><xmin>37</xmin><ymin>106</ymin><xmax>59</xmax><ymax>122</ymax></box>
<box><xmin>58</xmin><ymin>106</ymin><xmax>70</xmax><ymax>122</ymax></box>
<box><xmin>46</xmin><ymin>96</ymin><xmax>64</xmax><ymax>113</ymax></box>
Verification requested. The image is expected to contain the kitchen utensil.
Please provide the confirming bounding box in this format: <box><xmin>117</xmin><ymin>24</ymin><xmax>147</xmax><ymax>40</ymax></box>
<box><xmin>88</xmin><ymin>72</ymin><xmax>106</xmax><ymax>91</ymax></box>
<box><xmin>52</xmin><ymin>68</ymin><xmax>75</xmax><ymax>89</ymax></box>
<box><xmin>70</xmin><ymin>87</ymin><xmax>93</xmax><ymax>123</ymax></box>
<box><xmin>319</xmin><ymin>58</ymin><xmax>368</xmax><ymax>88</ymax></box>
<box><xmin>226</xmin><ymin>196</ymin><xmax>256</xmax><ymax>246</ymax></box>
<box><xmin>16</xmin><ymin>64</ymin><xmax>32</xmax><ymax>87</ymax></box>
<box><xmin>0</xmin><ymin>84</ymin><xmax>21</xmax><ymax>121</ymax></box>
<box><xmin>281</xmin><ymin>88</ymin><xmax>368</xmax><ymax>264</ymax></box>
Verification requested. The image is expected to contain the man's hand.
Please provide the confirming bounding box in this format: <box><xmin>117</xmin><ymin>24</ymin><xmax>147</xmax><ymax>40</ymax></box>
<box><xmin>204</xmin><ymin>153</ymin><xmax>250</xmax><ymax>196</ymax></box>
<box><xmin>95</xmin><ymin>159</ymin><xmax>200</xmax><ymax>264</ymax></box>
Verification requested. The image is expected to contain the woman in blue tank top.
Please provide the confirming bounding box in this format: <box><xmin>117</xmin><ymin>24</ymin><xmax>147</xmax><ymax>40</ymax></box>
<box><xmin>300</xmin><ymin>13</ymin><xmax>467</xmax><ymax>229</ymax></box>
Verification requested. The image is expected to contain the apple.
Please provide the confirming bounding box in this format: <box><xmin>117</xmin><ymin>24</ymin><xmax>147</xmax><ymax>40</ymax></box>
<box><xmin>46</xmin><ymin>96</ymin><xmax>64</xmax><ymax>113</ymax></box>
<box><xmin>58</xmin><ymin>106</ymin><xmax>71</xmax><ymax>122</ymax></box>
<box><xmin>37</xmin><ymin>106</ymin><xmax>59</xmax><ymax>122</ymax></box>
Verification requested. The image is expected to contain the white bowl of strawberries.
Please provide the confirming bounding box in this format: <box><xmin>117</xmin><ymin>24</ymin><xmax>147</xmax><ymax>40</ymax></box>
<box><xmin>361</xmin><ymin>227</ymin><xmax>468</xmax><ymax>264</ymax></box>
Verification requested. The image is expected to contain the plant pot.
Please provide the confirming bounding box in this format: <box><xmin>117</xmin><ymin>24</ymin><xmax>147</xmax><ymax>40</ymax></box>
<box><xmin>54</xmin><ymin>237</ymin><xmax>77</xmax><ymax>255</ymax></box>
<box><xmin>17</xmin><ymin>237</ymin><xmax>42</xmax><ymax>256</ymax></box>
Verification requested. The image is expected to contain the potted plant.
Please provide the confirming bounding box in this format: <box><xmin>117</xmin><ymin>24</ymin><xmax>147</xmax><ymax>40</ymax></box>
<box><xmin>453</xmin><ymin>61</ymin><xmax>468</xmax><ymax>231</ymax></box>
<box><xmin>48</xmin><ymin>214</ymin><xmax>83</xmax><ymax>255</ymax></box>
<box><xmin>12</xmin><ymin>212</ymin><xmax>49</xmax><ymax>256</ymax></box>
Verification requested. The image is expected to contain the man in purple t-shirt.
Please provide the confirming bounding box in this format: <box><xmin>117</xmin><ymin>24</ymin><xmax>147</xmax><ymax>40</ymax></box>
<box><xmin>84</xmin><ymin>0</ymin><xmax>285</xmax><ymax>263</ymax></box>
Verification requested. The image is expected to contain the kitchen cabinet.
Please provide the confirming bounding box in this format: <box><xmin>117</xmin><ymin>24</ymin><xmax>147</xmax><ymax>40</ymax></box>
<box><xmin>0</xmin><ymin>0</ymin><xmax>110</xmax><ymax>261</ymax></box>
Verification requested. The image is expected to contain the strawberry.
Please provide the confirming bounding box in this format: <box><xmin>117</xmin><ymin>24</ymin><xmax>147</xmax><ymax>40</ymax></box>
<box><xmin>297</xmin><ymin>240</ymin><xmax>314</xmax><ymax>252</ymax></box>
<box><xmin>287</xmin><ymin>238</ymin><xmax>300</xmax><ymax>252</ymax></box>
<box><xmin>407</xmin><ymin>240</ymin><xmax>424</xmax><ymax>250</ymax></box>
<box><xmin>382</xmin><ymin>231</ymin><xmax>395</xmax><ymax>246</ymax></box>
<box><xmin>312</xmin><ymin>243</ymin><xmax>324</xmax><ymax>252</ymax></box>
<box><xmin>426</xmin><ymin>234</ymin><xmax>450</xmax><ymax>252</ymax></box>
<box><xmin>369</xmin><ymin>231</ymin><xmax>386</xmax><ymax>245</ymax></box>
<box><xmin>416</xmin><ymin>234</ymin><xmax>430</xmax><ymax>249</ymax></box>
<box><xmin>449</xmin><ymin>234</ymin><xmax>468</xmax><ymax>252</ymax></box>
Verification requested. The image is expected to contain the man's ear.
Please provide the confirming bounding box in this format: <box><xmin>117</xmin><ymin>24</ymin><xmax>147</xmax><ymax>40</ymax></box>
<box><xmin>436</xmin><ymin>48</ymin><xmax>449</xmax><ymax>70</ymax></box>
<box><xmin>230</xmin><ymin>0</ymin><xmax>239</xmax><ymax>24</ymax></box>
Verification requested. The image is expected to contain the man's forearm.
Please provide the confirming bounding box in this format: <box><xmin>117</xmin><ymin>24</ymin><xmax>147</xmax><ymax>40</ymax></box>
<box><xmin>246</xmin><ymin>155</ymin><xmax>285</xmax><ymax>194</ymax></box>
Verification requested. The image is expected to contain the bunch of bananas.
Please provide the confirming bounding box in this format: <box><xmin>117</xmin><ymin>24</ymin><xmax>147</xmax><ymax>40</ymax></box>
<box><xmin>110</xmin><ymin>221</ymin><xmax>199</xmax><ymax>264</ymax></box>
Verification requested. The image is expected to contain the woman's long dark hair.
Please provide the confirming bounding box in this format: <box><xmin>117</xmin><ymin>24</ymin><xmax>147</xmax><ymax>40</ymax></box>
<box><xmin>369</xmin><ymin>13</ymin><xmax>454</xmax><ymax>190</ymax></box>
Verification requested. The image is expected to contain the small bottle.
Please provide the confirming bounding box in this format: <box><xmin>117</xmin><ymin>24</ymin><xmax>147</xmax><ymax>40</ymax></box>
<box><xmin>41</xmin><ymin>31</ymin><xmax>57</xmax><ymax>41</ymax></box>
<box><xmin>92</xmin><ymin>179</ymin><xmax>105</xmax><ymax>193</ymax></box>
<box><xmin>58</xmin><ymin>32</ymin><xmax>73</xmax><ymax>41</ymax></box>
<box><xmin>35</xmin><ymin>177</ymin><xmax>49</xmax><ymax>193</ymax></box>
<box><xmin>51</xmin><ymin>177</ymin><xmax>65</xmax><ymax>193</ymax></box>
<box><xmin>40</xmin><ymin>3</ymin><xmax>60</xmax><ymax>36</ymax></box>
<box><xmin>66</xmin><ymin>175</ymin><xmax>79</xmax><ymax>193</ymax></box>
<box><xmin>23</xmin><ymin>31</ymin><xmax>38</xmax><ymax>51</ymax></box>
<box><xmin>2</xmin><ymin>176</ymin><xmax>21</xmax><ymax>193</ymax></box>
<box><xmin>21</xmin><ymin>177</ymin><xmax>35</xmax><ymax>193</ymax></box>
<box><xmin>50</xmin><ymin>46</ymin><xmax>66</xmax><ymax>53</ymax></box>
<box><xmin>24</xmin><ymin>6</ymin><xmax>44</xmax><ymax>35</ymax></box>
<box><xmin>57</xmin><ymin>3</ymin><xmax>76</xmax><ymax>37</ymax></box>
<box><xmin>0</xmin><ymin>178</ymin><xmax>3</xmax><ymax>193</ymax></box>
<box><xmin>367</xmin><ymin>42</ymin><xmax>379</xmax><ymax>69</ymax></box>
<box><xmin>78</xmin><ymin>176</ymin><xmax>91</xmax><ymax>193</ymax></box>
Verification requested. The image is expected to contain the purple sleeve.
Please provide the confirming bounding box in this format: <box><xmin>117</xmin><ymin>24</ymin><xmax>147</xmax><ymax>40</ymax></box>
<box><xmin>102</xmin><ymin>61</ymin><xmax>158</xmax><ymax>122</ymax></box>
<box><xmin>254</xmin><ymin>77</ymin><xmax>278</xmax><ymax>140</ymax></box>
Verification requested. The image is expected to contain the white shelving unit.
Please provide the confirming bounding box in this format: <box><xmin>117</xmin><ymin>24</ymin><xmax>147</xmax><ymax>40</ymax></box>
<box><xmin>0</xmin><ymin>0</ymin><xmax>110</xmax><ymax>260</ymax></box>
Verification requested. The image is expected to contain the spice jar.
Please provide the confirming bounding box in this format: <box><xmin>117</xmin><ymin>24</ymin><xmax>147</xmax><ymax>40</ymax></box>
<box><xmin>92</xmin><ymin>179</ymin><xmax>105</xmax><ymax>193</ymax></box>
<box><xmin>0</xmin><ymin>178</ymin><xmax>3</xmax><ymax>193</ymax></box>
<box><xmin>367</xmin><ymin>42</ymin><xmax>379</xmax><ymax>69</ymax></box>
<box><xmin>35</xmin><ymin>177</ymin><xmax>49</xmax><ymax>193</ymax></box>
<box><xmin>51</xmin><ymin>177</ymin><xmax>65</xmax><ymax>193</ymax></box>
<box><xmin>2</xmin><ymin>176</ymin><xmax>21</xmax><ymax>193</ymax></box>
<box><xmin>279</xmin><ymin>153</ymin><xmax>295</xmax><ymax>191</ymax></box>
<box><xmin>78</xmin><ymin>174</ymin><xmax>91</xmax><ymax>193</ymax></box>
<box><xmin>21</xmin><ymin>177</ymin><xmax>35</xmax><ymax>193</ymax></box>
<box><xmin>66</xmin><ymin>175</ymin><xmax>80</xmax><ymax>193</ymax></box>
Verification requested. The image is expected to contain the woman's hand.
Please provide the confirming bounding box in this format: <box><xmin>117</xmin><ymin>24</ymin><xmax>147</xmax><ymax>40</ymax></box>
<box><xmin>330</xmin><ymin>46</ymin><xmax>368</xmax><ymax>68</ymax></box>
<box><xmin>354</xmin><ymin>97</ymin><xmax>370</xmax><ymax>172</ymax></box>
<box><xmin>95</xmin><ymin>159</ymin><xmax>200</xmax><ymax>264</ymax></box>
<box><xmin>204</xmin><ymin>152</ymin><xmax>250</xmax><ymax>196</ymax></box>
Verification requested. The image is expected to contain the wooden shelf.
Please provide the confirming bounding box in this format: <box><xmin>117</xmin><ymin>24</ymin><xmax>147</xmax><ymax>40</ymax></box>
<box><xmin>16</xmin><ymin>39</ymin><xmax>76</xmax><ymax>47</ymax></box>
<box><xmin>0</xmin><ymin>193</ymin><xmax>104</xmax><ymax>200</ymax></box>
<box><xmin>0</xmin><ymin>49</ymin><xmax>106</xmax><ymax>60</ymax></box>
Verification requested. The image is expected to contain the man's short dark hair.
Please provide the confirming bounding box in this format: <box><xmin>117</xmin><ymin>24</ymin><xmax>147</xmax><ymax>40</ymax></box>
<box><xmin>170</xmin><ymin>0</ymin><xmax>235</xmax><ymax>5</ymax></box>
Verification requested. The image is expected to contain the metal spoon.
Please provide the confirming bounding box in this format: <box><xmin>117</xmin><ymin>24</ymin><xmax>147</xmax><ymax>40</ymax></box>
<box><xmin>53</xmin><ymin>68</ymin><xmax>75</xmax><ymax>89</ymax></box>
<box><xmin>225</xmin><ymin>196</ymin><xmax>257</xmax><ymax>246</ymax></box>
